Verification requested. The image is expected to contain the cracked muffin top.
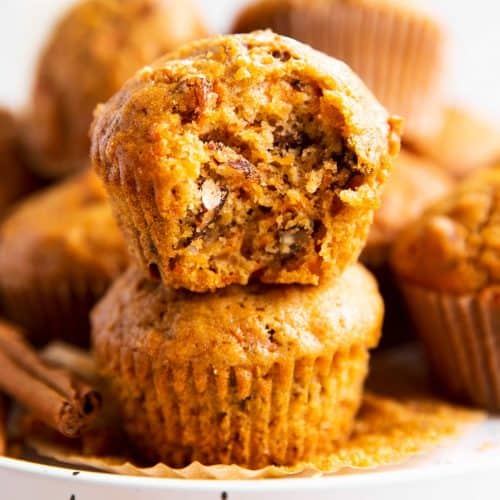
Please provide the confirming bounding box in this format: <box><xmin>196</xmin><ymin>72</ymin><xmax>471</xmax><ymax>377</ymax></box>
<box><xmin>22</xmin><ymin>0</ymin><xmax>207</xmax><ymax>179</ymax></box>
<box><xmin>91</xmin><ymin>31</ymin><xmax>401</xmax><ymax>292</ymax></box>
<box><xmin>362</xmin><ymin>150</ymin><xmax>453</xmax><ymax>268</ymax></box>
<box><xmin>391</xmin><ymin>167</ymin><xmax>500</xmax><ymax>294</ymax></box>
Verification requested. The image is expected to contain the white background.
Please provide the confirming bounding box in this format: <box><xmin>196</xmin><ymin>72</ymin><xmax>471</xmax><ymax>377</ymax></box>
<box><xmin>1</xmin><ymin>0</ymin><xmax>499</xmax><ymax>120</ymax></box>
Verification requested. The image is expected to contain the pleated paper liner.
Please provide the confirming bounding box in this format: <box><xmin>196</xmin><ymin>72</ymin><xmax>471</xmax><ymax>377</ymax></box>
<box><xmin>234</xmin><ymin>0</ymin><xmax>446</xmax><ymax>138</ymax></box>
<box><xmin>16</xmin><ymin>343</ymin><xmax>484</xmax><ymax>479</ymax></box>
<box><xmin>25</xmin><ymin>392</ymin><xmax>482</xmax><ymax>479</ymax></box>
<box><xmin>401</xmin><ymin>284</ymin><xmax>500</xmax><ymax>412</ymax></box>
<box><xmin>97</xmin><ymin>341</ymin><xmax>371</xmax><ymax>468</ymax></box>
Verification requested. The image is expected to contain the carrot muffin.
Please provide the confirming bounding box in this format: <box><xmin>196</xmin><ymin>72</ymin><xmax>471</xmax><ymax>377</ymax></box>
<box><xmin>0</xmin><ymin>109</ymin><xmax>39</xmax><ymax>219</ymax></box>
<box><xmin>22</xmin><ymin>0</ymin><xmax>207</xmax><ymax>179</ymax></box>
<box><xmin>0</xmin><ymin>171</ymin><xmax>128</xmax><ymax>346</ymax></box>
<box><xmin>91</xmin><ymin>31</ymin><xmax>401</xmax><ymax>292</ymax></box>
<box><xmin>406</xmin><ymin>107</ymin><xmax>500</xmax><ymax>178</ymax></box>
<box><xmin>391</xmin><ymin>167</ymin><xmax>500</xmax><ymax>411</ymax></box>
<box><xmin>232</xmin><ymin>0</ymin><xmax>446</xmax><ymax>138</ymax></box>
<box><xmin>92</xmin><ymin>263</ymin><xmax>383</xmax><ymax>467</ymax></box>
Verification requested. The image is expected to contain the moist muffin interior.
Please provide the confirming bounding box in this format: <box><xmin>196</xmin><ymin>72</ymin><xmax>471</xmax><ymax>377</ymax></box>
<box><xmin>123</xmin><ymin>44</ymin><xmax>369</xmax><ymax>282</ymax></box>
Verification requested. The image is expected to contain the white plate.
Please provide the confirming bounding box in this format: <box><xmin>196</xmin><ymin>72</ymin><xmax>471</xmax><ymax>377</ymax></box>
<box><xmin>1</xmin><ymin>417</ymin><xmax>499</xmax><ymax>500</ymax></box>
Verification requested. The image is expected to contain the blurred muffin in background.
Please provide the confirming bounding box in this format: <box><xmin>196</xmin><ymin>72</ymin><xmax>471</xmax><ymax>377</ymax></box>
<box><xmin>391</xmin><ymin>167</ymin><xmax>500</xmax><ymax>411</ymax></box>
<box><xmin>0</xmin><ymin>171</ymin><xmax>128</xmax><ymax>347</ymax></box>
<box><xmin>363</xmin><ymin>150</ymin><xmax>453</xmax><ymax>269</ymax></box>
<box><xmin>22</xmin><ymin>0</ymin><xmax>208</xmax><ymax>179</ymax></box>
<box><xmin>361</xmin><ymin>150</ymin><xmax>453</xmax><ymax>346</ymax></box>
<box><xmin>0</xmin><ymin>109</ymin><xmax>40</xmax><ymax>220</ymax></box>
<box><xmin>406</xmin><ymin>107</ymin><xmax>500</xmax><ymax>179</ymax></box>
<box><xmin>233</xmin><ymin>0</ymin><xmax>446</xmax><ymax>139</ymax></box>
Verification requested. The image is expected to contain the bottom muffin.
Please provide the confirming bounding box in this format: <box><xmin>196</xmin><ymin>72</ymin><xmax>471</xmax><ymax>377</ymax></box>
<box><xmin>0</xmin><ymin>170</ymin><xmax>128</xmax><ymax>346</ymax></box>
<box><xmin>92</xmin><ymin>264</ymin><xmax>383</xmax><ymax>468</ymax></box>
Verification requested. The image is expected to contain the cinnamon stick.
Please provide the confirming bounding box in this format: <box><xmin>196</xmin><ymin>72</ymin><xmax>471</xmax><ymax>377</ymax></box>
<box><xmin>0</xmin><ymin>320</ymin><xmax>101</xmax><ymax>438</ymax></box>
<box><xmin>0</xmin><ymin>395</ymin><xmax>7</xmax><ymax>455</ymax></box>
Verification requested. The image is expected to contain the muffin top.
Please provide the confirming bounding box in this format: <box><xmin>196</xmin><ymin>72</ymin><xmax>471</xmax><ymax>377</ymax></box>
<box><xmin>0</xmin><ymin>170</ymin><xmax>127</xmax><ymax>282</ymax></box>
<box><xmin>363</xmin><ymin>150</ymin><xmax>453</xmax><ymax>267</ymax></box>
<box><xmin>92</xmin><ymin>263</ymin><xmax>383</xmax><ymax>367</ymax></box>
<box><xmin>391</xmin><ymin>167</ymin><xmax>500</xmax><ymax>294</ymax></box>
<box><xmin>406</xmin><ymin>107</ymin><xmax>500</xmax><ymax>178</ymax></box>
<box><xmin>23</xmin><ymin>0</ymin><xmax>207</xmax><ymax>178</ymax></box>
<box><xmin>91</xmin><ymin>31</ymin><xmax>400</xmax><ymax>291</ymax></box>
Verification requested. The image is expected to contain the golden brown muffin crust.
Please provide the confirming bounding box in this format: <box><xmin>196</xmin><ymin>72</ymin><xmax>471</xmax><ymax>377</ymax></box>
<box><xmin>92</xmin><ymin>31</ymin><xmax>401</xmax><ymax>292</ymax></box>
<box><xmin>93</xmin><ymin>263</ymin><xmax>382</xmax><ymax>365</ymax></box>
<box><xmin>23</xmin><ymin>0</ymin><xmax>207</xmax><ymax>178</ymax></box>
<box><xmin>362</xmin><ymin>150</ymin><xmax>453</xmax><ymax>267</ymax></box>
<box><xmin>391</xmin><ymin>167</ymin><xmax>500</xmax><ymax>294</ymax></box>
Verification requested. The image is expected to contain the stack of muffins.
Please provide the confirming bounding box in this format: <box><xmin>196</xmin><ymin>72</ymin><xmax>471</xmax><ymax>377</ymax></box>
<box><xmin>89</xmin><ymin>31</ymin><xmax>400</xmax><ymax>467</ymax></box>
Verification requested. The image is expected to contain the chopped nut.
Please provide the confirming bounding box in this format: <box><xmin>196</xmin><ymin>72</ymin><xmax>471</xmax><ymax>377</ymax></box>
<box><xmin>201</xmin><ymin>179</ymin><xmax>223</xmax><ymax>211</ymax></box>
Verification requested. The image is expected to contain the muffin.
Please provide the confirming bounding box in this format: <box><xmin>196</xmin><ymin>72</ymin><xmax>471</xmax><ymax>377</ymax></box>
<box><xmin>362</xmin><ymin>150</ymin><xmax>452</xmax><ymax>346</ymax></box>
<box><xmin>92</xmin><ymin>263</ymin><xmax>383</xmax><ymax>467</ymax></box>
<box><xmin>22</xmin><ymin>0</ymin><xmax>207</xmax><ymax>179</ymax></box>
<box><xmin>406</xmin><ymin>107</ymin><xmax>500</xmax><ymax>178</ymax></box>
<box><xmin>232</xmin><ymin>0</ymin><xmax>446</xmax><ymax>138</ymax></box>
<box><xmin>391</xmin><ymin>168</ymin><xmax>500</xmax><ymax>411</ymax></box>
<box><xmin>91</xmin><ymin>31</ymin><xmax>401</xmax><ymax>292</ymax></box>
<box><xmin>363</xmin><ymin>150</ymin><xmax>453</xmax><ymax>269</ymax></box>
<box><xmin>0</xmin><ymin>171</ymin><xmax>128</xmax><ymax>346</ymax></box>
<box><xmin>0</xmin><ymin>109</ymin><xmax>39</xmax><ymax>219</ymax></box>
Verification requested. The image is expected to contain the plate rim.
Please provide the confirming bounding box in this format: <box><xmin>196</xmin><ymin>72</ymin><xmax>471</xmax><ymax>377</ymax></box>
<box><xmin>0</xmin><ymin>453</ymin><xmax>499</xmax><ymax>491</ymax></box>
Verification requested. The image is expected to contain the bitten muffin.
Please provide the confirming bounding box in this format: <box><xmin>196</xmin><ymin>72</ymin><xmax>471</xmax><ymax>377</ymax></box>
<box><xmin>391</xmin><ymin>168</ymin><xmax>500</xmax><ymax>411</ymax></box>
<box><xmin>362</xmin><ymin>150</ymin><xmax>452</xmax><ymax>346</ymax></box>
<box><xmin>406</xmin><ymin>107</ymin><xmax>500</xmax><ymax>178</ymax></box>
<box><xmin>0</xmin><ymin>109</ymin><xmax>39</xmax><ymax>219</ymax></box>
<box><xmin>22</xmin><ymin>0</ymin><xmax>207</xmax><ymax>179</ymax></box>
<box><xmin>92</xmin><ymin>31</ymin><xmax>401</xmax><ymax>292</ymax></box>
<box><xmin>232</xmin><ymin>0</ymin><xmax>446</xmax><ymax>138</ymax></box>
<box><xmin>0</xmin><ymin>171</ymin><xmax>128</xmax><ymax>346</ymax></box>
<box><xmin>92</xmin><ymin>263</ymin><xmax>383</xmax><ymax>468</ymax></box>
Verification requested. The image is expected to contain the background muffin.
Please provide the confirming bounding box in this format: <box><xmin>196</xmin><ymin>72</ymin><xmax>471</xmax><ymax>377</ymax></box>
<box><xmin>391</xmin><ymin>167</ymin><xmax>500</xmax><ymax>411</ymax></box>
<box><xmin>0</xmin><ymin>109</ymin><xmax>40</xmax><ymax>220</ymax></box>
<box><xmin>233</xmin><ymin>0</ymin><xmax>446</xmax><ymax>139</ymax></box>
<box><xmin>22</xmin><ymin>0</ymin><xmax>207</xmax><ymax>179</ymax></box>
<box><xmin>406</xmin><ymin>107</ymin><xmax>500</xmax><ymax>178</ymax></box>
<box><xmin>92</xmin><ymin>31</ymin><xmax>401</xmax><ymax>292</ymax></box>
<box><xmin>0</xmin><ymin>171</ymin><xmax>128</xmax><ymax>346</ymax></box>
<box><xmin>362</xmin><ymin>150</ymin><xmax>452</xmax><ymax>346</ymax></box>
<box><xmin>363</xmin><ymin>150</ymin><xmax>453</xmax><ymax>269</ymax></box>
<box><xmin>92</xmin><ymin>263</ymin><xmax>383</xmax><ymax>468</ymax></box>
